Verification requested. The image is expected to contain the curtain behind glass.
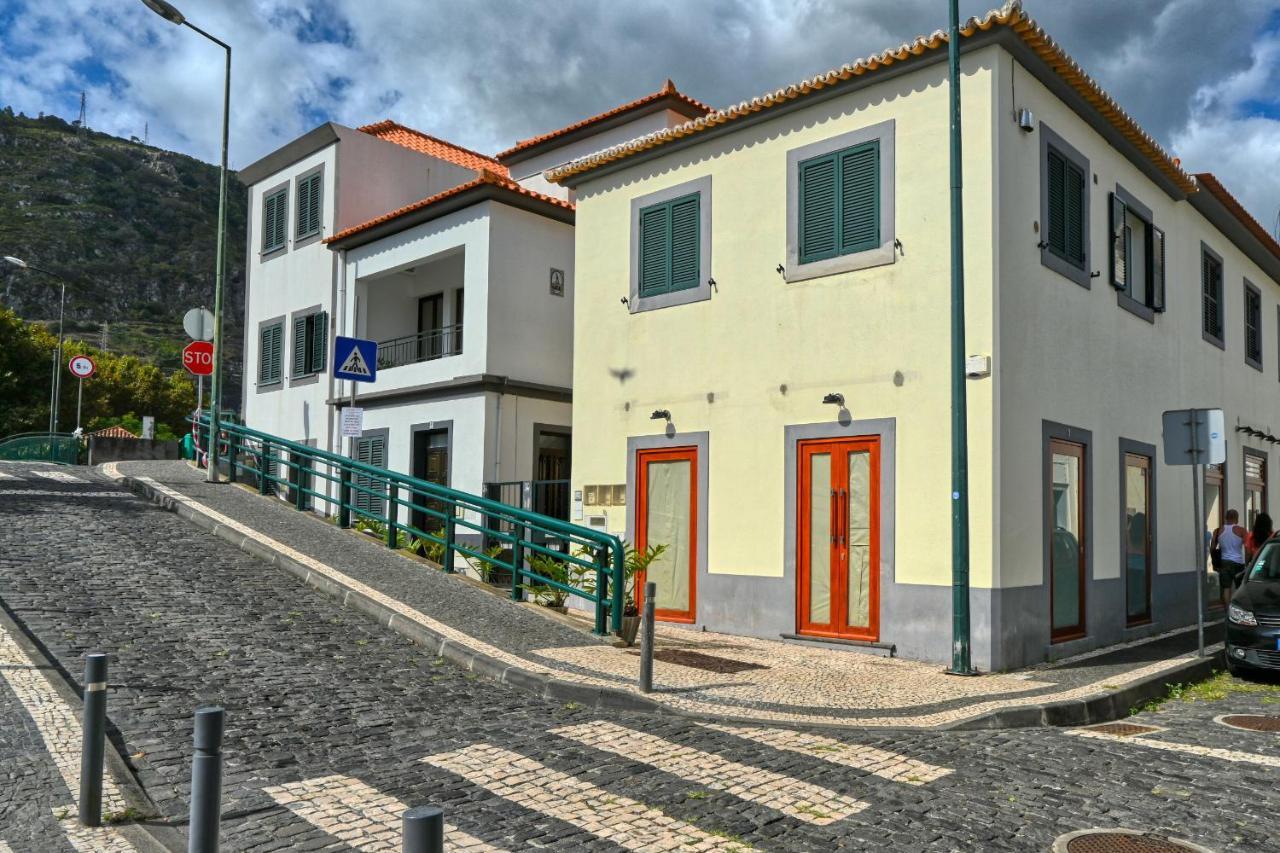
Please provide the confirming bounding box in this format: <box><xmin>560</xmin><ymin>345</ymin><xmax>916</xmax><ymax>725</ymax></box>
<box><xmin>847</xmin><ymin>450</ymin><xmax>872</xmax><ymax>628</ymax></box>
<box><xmin>646</xmin><ymin>460</ymin><xmax>691</xmax><ymax>612</ymax></box>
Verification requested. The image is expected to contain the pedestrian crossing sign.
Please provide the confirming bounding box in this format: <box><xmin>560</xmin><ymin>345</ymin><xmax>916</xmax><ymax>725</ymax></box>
<box><xmin>333</xmin><ymin>336</ymin><xmax>378</xmax><ymax>383</ymax></box>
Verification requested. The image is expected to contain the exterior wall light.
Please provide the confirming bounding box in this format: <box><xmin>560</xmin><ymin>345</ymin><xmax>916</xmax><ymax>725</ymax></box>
<box><xmin>1017</xmin><ymin>107</ymin><xmax>1035</xmax><ymax>133</ymax></box>
<box><xmin>822</xmin><ymin>393</ymin><xmax>844</xmax><ymax>407</ymax></box>
<box><xmin>650</xmin><ymin>409</ymin><xmax>671</xmax><ymax>421</ymax></box>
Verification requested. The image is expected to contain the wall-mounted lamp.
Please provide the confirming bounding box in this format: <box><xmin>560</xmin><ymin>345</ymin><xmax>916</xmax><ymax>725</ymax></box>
<box><xmin>650</xmin><ymin>409</ymin><xmax>671</xmax><ymax>421</ymax></box>
<box><xmin>620</xmin><ymin>296</ymin><xmax>630</xmax><ymax>307</ymax></box>
<box><xmin>822</xmin><ymin>393</ymin><xmax>845</xmax><ymax>407</ymax></box>
<box><xmin>1016</xmin><ymin>107</ymin><xmax>1036</xmax><ymax>133</ymax></box>
<box><xmin>775</xmin><ymin>263</ymin><xmax>785</xmax><ymax>276</ymax></box>
<box><xmin>894</xmin><ymin>238</ymin><xmax>905</xmax><ymax>257</ymax></box>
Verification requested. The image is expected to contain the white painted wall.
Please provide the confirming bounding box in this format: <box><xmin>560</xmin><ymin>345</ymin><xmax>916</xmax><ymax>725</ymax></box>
<box><xmin>355</xmin><ymin>393</ymin><xmax>488</xmax><ymax>495</ymax></box>
<box><xmin>485</xmin><ymin>204</ymin><xmax>575</xmax><ymax>389</ymax></box>
<box><xmin>482</xmin><ymin>391</ymin><xmax>573</xmax><ymax>485</ymax></box>
<box><xmin>509</xmin><ymin>108</ymin><xmax>695</xmax><ymax>200</ymax></box>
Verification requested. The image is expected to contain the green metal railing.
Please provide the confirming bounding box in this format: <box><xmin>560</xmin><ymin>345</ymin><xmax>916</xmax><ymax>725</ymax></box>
<box><xmin>194</xmin><ymin>414</ymin><xmax>625</xmax><ymax>634</ymax></box>
<box><xmin>0</xmin><ymin>432</ymin><xmax>81</xmax><ymax>465</ymax></box>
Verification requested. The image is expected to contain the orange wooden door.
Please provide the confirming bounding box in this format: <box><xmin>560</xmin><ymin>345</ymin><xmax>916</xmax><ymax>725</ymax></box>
<box><xmin>797</xmin><ymin>437</ymin><xmax>880</xmax><ymax>641</ymax></box>
<box><xmin>636</xmin><ymin>446</ymin><xmax>698</xmax><ymax>623</ymax></box>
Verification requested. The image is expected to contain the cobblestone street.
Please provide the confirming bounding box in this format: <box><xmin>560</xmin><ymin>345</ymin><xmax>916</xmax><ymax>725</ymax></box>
<box><xmin>2</xmin><ymin>460</ymin><xmax>1278</xmax><ymax>852</ymax></box>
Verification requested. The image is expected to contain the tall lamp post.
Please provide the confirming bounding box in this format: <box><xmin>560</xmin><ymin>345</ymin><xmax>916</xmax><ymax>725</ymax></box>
<box><xmin>945</xmin><ymin>0</ymin><xmax>976</xmax><ymax>675</ymax></box>
<box><xmin>141</xmin><ymin>0</ymin><xmax>231</xmax><ymax>484</ymax></box>
<box><xmin>4</xmin><ymin>256</ymin><xmax>68</xmax><ymax>436</ymax></box>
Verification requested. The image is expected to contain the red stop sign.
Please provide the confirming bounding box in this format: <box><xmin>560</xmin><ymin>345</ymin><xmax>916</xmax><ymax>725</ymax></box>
<box><xmin>183</xmin><ymin>341</ymin><xmax>215</xmax><ymax>376</ymax></box>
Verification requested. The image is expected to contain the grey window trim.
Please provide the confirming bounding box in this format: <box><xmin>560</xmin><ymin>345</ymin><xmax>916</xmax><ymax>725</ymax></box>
<box><xmin>785</xmin><ymin>119</ymin><xmax>896</xmax><ymax>283</ymax></box>
<box><xmin>628</xmin><ymin>175</ymin><xmax>713</xmax><ymax>313</ymax></box>
<box><xmin>260</xmin><ymin>180</ymin><xmax>289</xmax><ymax>259</ymax></box>
<box><xmin>1118</xmin><ymin>438</ymin><xmax>1157</xmax><ymax>626</ymax></box>
<box><xmin>256</xmin><ymin>314</ymin><xmax>285</xmax><ymax>393</ymax></box>
<box><xmin>1244</xmin><ymin>278</ymin><xmax>1263</xmax><ymax>371</ymax></box>
<box><xmin>1112</xmin><ymin>184</ymin><xmax>1156</xmax><ymax>324</ymax></box>
<box><xmin>1202</xmin><ymin>242</ymin><xmax>1225</xmax><ymax>350</ymax></box>
<box><xmin>289</xmin><ymin>303</ymin><xmax>324</xmax><ymax>386</ymax></box>
<box><xmin>1042</xmin><ymin>419</ymin><xmax>1093</xmax><ymax>643</ymax></box>
<box><xmin>293</xmin><ymin>164</ymin><xmax>325</xmax><ymax>248</ymax></box>
<box><xmin>1039</xmin><ymin>123</ymin><xmax>1092</xmax><ymax>289</ymax></box>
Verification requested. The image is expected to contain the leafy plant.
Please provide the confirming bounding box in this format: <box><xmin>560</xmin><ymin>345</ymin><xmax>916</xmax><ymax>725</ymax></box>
<box><xmin>622</xmin><ymin>543</ymin><xmax>668</xmax><ymax>616</ymax></box>
<box><xmin>523</xmin><ymin>551</ymin><xmax>576</xmax><ymax>607</ymax></box>
<box><xmin>463</xmin><ymin>543</ymin><xmax>505</xmax><ymax>583</ymax></box>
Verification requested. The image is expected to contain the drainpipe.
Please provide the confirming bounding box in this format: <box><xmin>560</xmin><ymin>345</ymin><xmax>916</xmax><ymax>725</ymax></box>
<box><xmin>492</xmin><ymin>377</ymin><xmax>507</xmax><ymax>482</ymax></box>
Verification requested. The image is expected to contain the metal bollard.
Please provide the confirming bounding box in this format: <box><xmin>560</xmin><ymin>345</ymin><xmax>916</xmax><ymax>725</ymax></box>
<box><xmin>403</xmin><ymin>805</ymin><xmax>444</xmax><ymax>853</ymax></box>
<box><xmin>188</xmin><ymin>706</ymin><xmax>224</xmax><ymax>853</ymax></box>
<box><xmin>639</xmin><ymin>581</ymin><xmax>657</xmax><ymax>693</ymax></box>
<box><xmin>79</xmin><ymin>652</ymin><xmax>108</xmax><ymax>826</ymax></box>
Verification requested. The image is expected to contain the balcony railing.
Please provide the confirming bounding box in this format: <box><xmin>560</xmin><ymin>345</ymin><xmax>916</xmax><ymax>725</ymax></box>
<box><xmin>376</xmin><ymin>324</ymin><xmax>462</xmax><ymax>370</ymax></box>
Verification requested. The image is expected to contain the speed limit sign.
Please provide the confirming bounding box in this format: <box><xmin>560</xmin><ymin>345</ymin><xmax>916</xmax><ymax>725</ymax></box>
<box><xmin>68</xmin><ymin>355</ymin><xmax>96</xmax><ymax>379</ymax></box>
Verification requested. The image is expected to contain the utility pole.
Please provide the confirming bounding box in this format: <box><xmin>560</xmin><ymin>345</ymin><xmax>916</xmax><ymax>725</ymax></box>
<box><xmin>946</xmin><ymin>0</ymin><xmax>975</xmax><ymax>675</ymax></box>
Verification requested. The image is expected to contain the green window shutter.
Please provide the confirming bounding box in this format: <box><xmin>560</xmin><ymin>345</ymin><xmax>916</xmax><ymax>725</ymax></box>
<box><xmin>307</xmin><ymin>174</ymin><xmax>322</xmax><ymax>235</ymax></box>
<box><xmin>638</xmin><ymin>204</ymin><xmax>670</xmax><ymax>296</ymax></box>
<box><xmin>270</xmin><ymin>324</ymin><xmax>282</xmax><ymax>383</ymax></box>
<box><xmin>262</xmin><ymin>193</ymin><xmax>277</xmax><ymax>252</ymax></box>
<box><xmin>1046</xmin><ymin>149</ymin><xmax>1066</xmax><ymax>256</ymax></box>
<box><xmin>295</xmin><ymin>177</ymin><xmax>311</xmax><ymax>238</ymax></box>
<box><xmin>260</xmin><ymin>323</ymin><xmax>281</xmax><ymax>384</ymax></box>
<box><xmin>1151</xmin><ymin>226</ymin><xmax>1165</xmax><ymax>311</ymax></box>
<box><xmin>1203</xmin><ymin>253</ymin><xmax>1222</xmax><ymax>338</ymax></box>
<box><xmin>292</xmin><ymin>316</ymin><xmax>308</xmax><ymax>377</ymax></box>
<box><xmin>311</xmin><ymin>311</ymin><xmax>328</xmax><ymax>372</ymax></box>
<box><xmin>1064</xmin><ymin>161</ymin><xmax>1086</xmax><ymax>266</ymax></box>
<box><xmin>1109</xmin><ymin>193</ymin><xmax>1127</xmax><ymax>290</ymax></box>
<box><xmin>799</xmin><ymin>154</ymin><xmax>838</xmax><ymax>264</ymax></box>
<box><xmin>668</xmin><ymin>195</ymin><xmax>700</xmax><ymax>292</ymax></box>
<box><xmin>297</xmin><ymin>173</ymin><xmax>321</xmax><ymax>237</ymax></box>
<box><xmin>839</xmin><ymin>142</ymin><xmax>879</xmax><ymax>254</ymax></box>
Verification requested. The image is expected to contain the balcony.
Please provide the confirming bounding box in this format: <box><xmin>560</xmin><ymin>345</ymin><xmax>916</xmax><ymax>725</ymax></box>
<box><xmin>376</xmin><ymin>324</ymin><xmax>463</xmax><ymax>370</ymax></box>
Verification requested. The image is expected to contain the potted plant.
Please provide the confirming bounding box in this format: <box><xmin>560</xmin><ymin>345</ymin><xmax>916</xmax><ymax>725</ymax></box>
<box><xmin>618</xmin><ymin>543</ymin><xmax>667</xmax><ymax>646</ymax></box>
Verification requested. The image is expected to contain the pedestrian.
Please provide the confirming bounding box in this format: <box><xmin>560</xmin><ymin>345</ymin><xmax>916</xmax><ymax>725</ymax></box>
<box><xmin>1211</xmin><ymin>509</ymin><xmax>1248</xmax><ymax>602</ymax></box>
<box><xmin>1246</xmin><ymin>511</ymin><xmax>1273</xmax><ymax>564</ymax></box>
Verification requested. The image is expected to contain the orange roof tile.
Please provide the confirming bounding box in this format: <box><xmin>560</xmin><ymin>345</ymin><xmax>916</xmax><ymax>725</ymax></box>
<box><xmin>496</xmin><ymin>79</ymin><xmax>711</xmax><ymax>161</ymax></box>
<box><xmin>325</xmin><ymin>169</ymin><xmax>574</xmax><ymax>245</ymax></box>
<box><xmin>548</xmin><ymin>1</ymin><xmax>1196</xmax><ymax>195</ymax></box>
<box><xmin>88</xmin><ymin>425</ymin><xmax>138</xmax><ymax>439</ymax></box>
<box><xmin>1195</xmin><ymin>173</ymin><xmax>1280</xmax><ymax>264</ymax></box>
<box><xmin>359</xmin><ymin>120</ymin><xmax>509</xmax><ymax>176</ymax></box>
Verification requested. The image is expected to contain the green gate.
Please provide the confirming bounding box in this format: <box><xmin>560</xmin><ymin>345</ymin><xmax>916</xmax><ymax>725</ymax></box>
<box><xmin>0</xmin><ymin>432</ymin><xmax>81</xmax><ymax>465</ymax></box>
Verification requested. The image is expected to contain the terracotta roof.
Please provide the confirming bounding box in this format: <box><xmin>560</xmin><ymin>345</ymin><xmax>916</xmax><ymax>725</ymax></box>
<box><xmin>88</xmin><ymin>425</ymin><xmax>138</xmax><ymax>439</ymax></box>
<box><xmin>358</xmin><ymin>120</ymin><xmax>509</xmax><ymax>176</ymax></box>
<box><xmin>548</xmin><ymin>0</ymin><xmax>1195</xmax><ymax>194</ymax></box>
<box><xmin>325</xmin><ymin>169</ymin><xmax>574</xmax><ymax>245</ymax></box>
<box><xmin>1195</xmin><ymin>173</ymin><xmax>1280</xmax><ymax>264</ymax></box>
<box><xmin>496</xmin><ymin>79</ymin><xmax>711</xmax><ymax>161</ymax></box>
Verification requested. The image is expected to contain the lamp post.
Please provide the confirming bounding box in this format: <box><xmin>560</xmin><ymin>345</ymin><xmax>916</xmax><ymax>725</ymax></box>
<box><xmin>4</xmin><ymin>256</ymin><xmax>68</xmax><ymax>436</ymax></box>
<box><xmin>140</xmin><ymin>0</ymin><xmax>231</xmax><ymax>484</ymax></box>
<box><xmin>945</xmin><ymin>0</ymin><xmax>975</xmax><ymax>675</ymax></box>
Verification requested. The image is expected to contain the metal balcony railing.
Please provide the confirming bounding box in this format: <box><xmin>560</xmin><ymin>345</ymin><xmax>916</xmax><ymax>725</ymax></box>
<box><xmin>376</xmin><ymin>324</ymin><xmax>463</xmax><ymax>370</ymax></box>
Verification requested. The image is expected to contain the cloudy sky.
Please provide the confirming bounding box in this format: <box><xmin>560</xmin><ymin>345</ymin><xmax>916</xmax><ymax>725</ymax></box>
<box><xmin>2</xmin><ymin>0</ymin><xmax>1278</xmax><ymax>227</ymax></box>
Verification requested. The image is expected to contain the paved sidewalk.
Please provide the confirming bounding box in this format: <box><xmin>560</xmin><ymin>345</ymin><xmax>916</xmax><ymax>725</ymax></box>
<box><xmin>114</xmin><ymin>460</ymin><xmax>1222</xmax><ymax>730</ymax></box>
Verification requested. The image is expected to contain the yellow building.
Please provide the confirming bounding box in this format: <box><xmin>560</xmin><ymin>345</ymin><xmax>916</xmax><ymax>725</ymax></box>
<box><xmin>551</xmin><ymin>1</ymin><xmax>1280</xmax><ymax>669</ymax></box>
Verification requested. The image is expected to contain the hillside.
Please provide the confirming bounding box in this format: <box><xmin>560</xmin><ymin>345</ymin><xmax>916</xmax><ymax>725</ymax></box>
<box><xmin>0</xmin><ymin>107</ymin><xmax>247</xmax><ymax>407</ymax></box>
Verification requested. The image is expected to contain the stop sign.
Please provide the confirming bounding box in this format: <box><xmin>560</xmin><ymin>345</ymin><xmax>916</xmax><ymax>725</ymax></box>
<box><xmin>183</xmin><ymin>341</ymin><xmax>214</xmax><ymax>376</ymax></box>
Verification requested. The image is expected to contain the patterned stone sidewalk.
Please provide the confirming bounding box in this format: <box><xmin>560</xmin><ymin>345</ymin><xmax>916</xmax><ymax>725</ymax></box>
<box><xmin>113</xmin><ymin>460</ymin><xmax>1220</xmax><ymax>730</ymax></box>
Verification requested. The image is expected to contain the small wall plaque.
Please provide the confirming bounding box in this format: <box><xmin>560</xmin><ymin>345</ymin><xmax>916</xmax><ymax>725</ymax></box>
<box><xmin>550</xmin><ymin>268</ymin><xmax>565</xmax><ymax>297</ymax></box>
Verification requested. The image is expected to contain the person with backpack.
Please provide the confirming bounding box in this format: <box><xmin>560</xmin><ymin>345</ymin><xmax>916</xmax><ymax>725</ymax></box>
<box><xmin>1212</xmin><ymin>509</ymin><xmax>1248</xmax><ymax>603</ymax></box>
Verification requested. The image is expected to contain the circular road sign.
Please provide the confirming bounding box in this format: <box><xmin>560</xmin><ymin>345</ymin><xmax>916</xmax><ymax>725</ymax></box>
<box><xmin>182</xmin><ymin>341</ymin><xmax>215</xmax><ymax>376</ymax></box>
<box><xmin>68</xmin><ymin>354</ymin><xmax>96</xmax><ymax>379</ymax></box>
<box><xmin>183</xmin><ymin>307</ymin><xmax>215</xmax><ymax>341</ymax></box>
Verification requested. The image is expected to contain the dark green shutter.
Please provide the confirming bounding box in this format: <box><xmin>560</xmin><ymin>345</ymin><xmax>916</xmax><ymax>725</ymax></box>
<box><xmin>1064</xmin><ymin>161</ymin><xmax>1085</xmax><ymax>266</ymax></box>
<box><xmin>799</xmin><ymin>155</ymin><xmax>838</xmax><ymax>263</ymax></box>
<box><xmin>297</xmin><ymin>173</ymin><xmax>321</xmax><ymax>237</ymax></box>
<box><xmin>1046</xmin><ymin>149</ymin><xmax>1066</xmax><ymax>256</ymax></box>
<box><xmin>839</xmin><ymin>142</ymin><xmax>879</xmax><ymax>254</ymax></box>
<box><xmin>311</xmin><ymin>311</ymin><xmax>328</xmax><ymax>372</ymax></box>
<box><xmin>638</xmin><ymin>205</ymin><xmax>670</xmax><ymax>296</ymax></box>
<box><xmin>1203</xmin><ymin>252</ymin><xmax>1222</xmax><ymax>338</ymax></box>
<box><xmin>1110</xmin><ymin>193</ymin><xmax>1127</xmax><ymax>290</ymax></box>
<box><xmin>260</xmin><ymin>323</ymin><xmax>281</xmax><ymax>384</ymax></box>
<box><xmin>669</xmin><ymin>195</ymin><xmax>700</xmax><ymax>292</ymax></box>
<box><xmin>262</xmin><ymin>192</ymin><xmax>277</xmax><ymax>252</ymax></box>
<box><xmin>1151</xmin><ymin>226</ymin><xmax>1165</xmax><ymax>311</ymax></box>
<box><xmin>353</xmin><ymin>435</ymin><xmax>386</xmax><ymax>516</ymax></box>
<box><xmin>292</xmin><ymin>316</ymin><xmax>307</xmax><ymax>377</ymax></box>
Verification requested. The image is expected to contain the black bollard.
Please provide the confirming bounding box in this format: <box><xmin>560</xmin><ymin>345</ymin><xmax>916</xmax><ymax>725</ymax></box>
<box><xmin>79</xmin><ymin>652</ymin><xmax>108</xmax><ymax>826</ymax></box>
<box><xmin>639</xmin><ymin>581</ymin><xmax>657</xmax><ymax>694</ymax></box>
<box><xmin>189</xmin><ymin>706</ymin><xmax>225</xmax><ymax>853</ymax></box>
<box><xmin>403</xmin><ymin>805</ymin><xmax>444</xmax><ymax>853</ymax></box>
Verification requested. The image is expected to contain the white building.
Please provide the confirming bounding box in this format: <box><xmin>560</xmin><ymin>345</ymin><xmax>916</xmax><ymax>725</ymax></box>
<box><xmin>237</xmin><ymin>84</ymin><xmax>709</xmax><ymax>517</ymax></box>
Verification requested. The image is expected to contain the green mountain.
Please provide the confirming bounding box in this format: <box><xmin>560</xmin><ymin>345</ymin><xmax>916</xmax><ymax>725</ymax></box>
<box><xmin>0</xmin><ymin>107</ymin><xmax>247</xmax><ymax>407</ymax></box>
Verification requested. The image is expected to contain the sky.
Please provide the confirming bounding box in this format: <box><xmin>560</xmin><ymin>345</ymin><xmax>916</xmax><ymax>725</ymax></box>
<box><xmin>2</xmin><ymin>0</ymin><xmax>1278</xmax><ymax>230</ymax></box>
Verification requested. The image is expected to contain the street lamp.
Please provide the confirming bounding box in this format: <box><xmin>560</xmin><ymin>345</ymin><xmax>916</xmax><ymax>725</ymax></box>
<box><xmin>4</xmin><ymin>255</ymin><xmax>68</xmax><ymax>436</ymax></box>
<box><xmin>140</xmin><ymin>0</ymin><xmax>231</xmax><ymax>484</ymax></box>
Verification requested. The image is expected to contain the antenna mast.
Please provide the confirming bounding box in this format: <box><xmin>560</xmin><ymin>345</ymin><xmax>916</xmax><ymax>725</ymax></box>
<box><xmin>77</xmin><ymin>91</ymin><xmax>86</xmax><ymax>135</ymax></box>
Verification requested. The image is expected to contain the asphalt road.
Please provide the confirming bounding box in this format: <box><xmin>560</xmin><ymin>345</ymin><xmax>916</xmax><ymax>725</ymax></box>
<box><xmin>1</xmin><ymin>460</ymin><xmax>1277</xmax><ymax>852</ymax></box>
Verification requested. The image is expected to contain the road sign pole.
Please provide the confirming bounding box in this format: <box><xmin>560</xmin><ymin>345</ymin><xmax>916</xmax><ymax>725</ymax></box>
<box><xmin>76</xmin><ymin>376</ymin><xmax>83</xmax><ymax>433</ymax></box>
<box><xmin>1189</xmin><ymin>409</ymin><xmax>1205</xmax><ymax>658</ymax></box>
<box><xmin>197</xmin><ymin>375</ymin><xmax>204</xmax><ymax>417</ymax></box>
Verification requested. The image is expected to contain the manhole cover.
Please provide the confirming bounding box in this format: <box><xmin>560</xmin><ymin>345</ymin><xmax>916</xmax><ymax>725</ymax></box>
<box><xmin>1084</xmin><ymin>723</ymin><xmax>1159</xmax><ymax>737</ymax></box>
<box><xmin>624</xmin><ymin>648</ymin><xmax>766</xmax><ymax>673</ymax></box>
<box><xmin>1055</xmin><ymin>829</ymin><xmax>1214</xmax><ymax>853</ymax></box>
<box><xmin>1218</xmin><ymin>714</ymin><xmax>1280</xmax><ymax>732</ymax></box>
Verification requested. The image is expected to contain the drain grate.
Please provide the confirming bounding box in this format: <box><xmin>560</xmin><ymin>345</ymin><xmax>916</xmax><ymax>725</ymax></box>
<box><xmin>1218</xmin><ymin>714</ymin><xmax>1280</xmax><ymax>733</ymax></box>
<box><xmin>1084</xmin><ymin>723</ymin><xmax>1159</xmax><ymax>737</ymax></box>
<box><xmin>1061</xmin><ymin>830</ymin><xmax>1211</xmax><ymax>853</ymax></box>
<box><xmin>625</xmin><ymin>648</ymin><xmax>766</xmax><ymax>673</ymax></box>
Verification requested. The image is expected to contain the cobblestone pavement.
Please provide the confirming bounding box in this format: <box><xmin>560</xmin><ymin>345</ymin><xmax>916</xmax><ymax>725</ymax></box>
<box><xmin>116</xmin><ymin>460</ymin><xmax>1222</xmax><ymax>729</ymax></box>
<box><xmin>1</xmin><ymin>460</ymin><xmax>1278</xmax><ymax>852</ymax></box>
